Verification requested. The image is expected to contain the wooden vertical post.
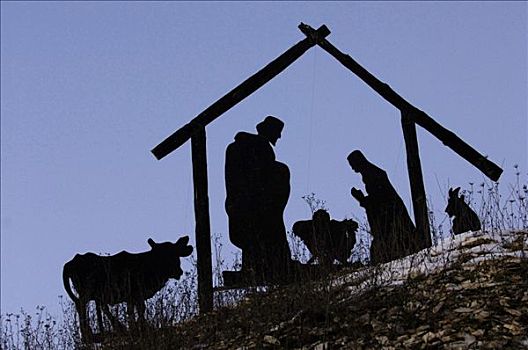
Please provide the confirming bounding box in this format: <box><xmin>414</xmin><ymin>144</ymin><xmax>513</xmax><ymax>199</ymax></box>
<box><xmin>401</xmin><ymin>110</ymin><xmax>432</xmax><ymax>249</ymax></box>
<box><xmin>191</xmin><ymin>127</ymin><xmax>213</xmax><ymax>313</ymax></box>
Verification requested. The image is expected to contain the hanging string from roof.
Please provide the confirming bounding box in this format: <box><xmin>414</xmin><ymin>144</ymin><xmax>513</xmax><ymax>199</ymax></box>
<box><xmin>306</xmin><ymin>47</ymin><xmax>318</xmax><ymax>195</ymax></box>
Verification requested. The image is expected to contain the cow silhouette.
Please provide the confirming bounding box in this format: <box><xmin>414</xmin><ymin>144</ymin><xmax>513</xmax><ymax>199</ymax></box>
<box><xmin>292</xmin><ymin>209</ymin><xmax>358</xmax><ymax>266</ymax></box>
<box><xmin>446</xmin><ymin>187</ymin><xmax>481</xmax><ymax>234</ymax></box>
<box><xmin>63</xmin><ymin>236</ymin><xmax>193</xmax><ymax>341</ymax></box>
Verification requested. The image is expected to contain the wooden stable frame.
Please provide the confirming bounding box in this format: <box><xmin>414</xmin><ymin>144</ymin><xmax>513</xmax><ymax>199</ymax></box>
<box><xmin>152</xmin><ymin>23</ymin><xmax>502</xmax><ymax>313</ymax></box>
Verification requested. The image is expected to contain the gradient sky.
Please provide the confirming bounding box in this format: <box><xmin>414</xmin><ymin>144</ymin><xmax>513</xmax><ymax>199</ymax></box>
<box><xmin>1</xmin><ymin>2</ymin><xmax>526</xmax><ymax>318</ymax></box>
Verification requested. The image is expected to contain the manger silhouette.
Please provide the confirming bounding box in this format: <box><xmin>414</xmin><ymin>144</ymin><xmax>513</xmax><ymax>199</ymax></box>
<box><xmin>293</xmin><ymin>209</ymin><xmax>359</xmax><ymax>266</ymax></box>
<box><xmin>151</xmin><ymin>23</ymin><xmax>503</xmax><ymax>313</ymax></box>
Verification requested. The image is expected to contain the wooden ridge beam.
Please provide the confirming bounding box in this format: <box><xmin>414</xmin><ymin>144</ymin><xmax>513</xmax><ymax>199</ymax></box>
<box><xmin>151</xmin><ymin>25</ymin><xmax>331</xmax><ymax>160</ymax></box>
<box><xmin>299</xmin><ymin>24</ymin><xmax>503</xmax><ymax>181</ymax></box>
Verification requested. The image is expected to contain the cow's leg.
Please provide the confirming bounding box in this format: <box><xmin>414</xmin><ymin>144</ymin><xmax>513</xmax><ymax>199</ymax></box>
<box><xmin>134</xmin><ymin>300</ymin><xmax>150</xmax><ymax>332</ymax></box>
<box><xmin>102</xmin><ymin>304</ymin><xmax>124</xmax><ymax>332</ymax></box>
<box><xmin>136</xmin><ymin>301</ymin><xmax>146</xmax><ymax>323</ymax></box>
<box><xmin>95</xmin><ymin>300</ymin><xmax>105</xmax><ymax>334</ymax></box>
<box><xmin>76</xmin><ymin>300</ymin><xmax>92</xmax><ymax>343</ymax></box>
<box><xmin>126</xmin><ymin>302</ymin><xmax>136</xmax><ymax>329</ymax></box>
<box><xmin>127</xmin><ymin>301</ymin><xmax>147</xmax><ymax>332</ymax></box>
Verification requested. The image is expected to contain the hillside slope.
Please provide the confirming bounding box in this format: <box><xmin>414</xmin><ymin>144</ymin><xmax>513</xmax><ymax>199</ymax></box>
<box><xmin>107</xmin><ymin>230</ymin><xmax>528</xmax><ymax>349</ymax></box>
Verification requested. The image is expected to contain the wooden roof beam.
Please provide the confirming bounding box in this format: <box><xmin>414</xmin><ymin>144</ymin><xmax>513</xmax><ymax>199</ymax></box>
<box><xmin>299</xmin><ymin>24</ymin><xmax>503</xmax><ymax>181</ymax></box>
<box><xmin>151</xmin><ymin>25</ymin><xmax>330</xmax><ymax>160</ymax></box>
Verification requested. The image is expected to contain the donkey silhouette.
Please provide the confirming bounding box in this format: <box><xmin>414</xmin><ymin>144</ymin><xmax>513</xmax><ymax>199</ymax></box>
<box><xmin>446</xmin><ymin>187</ymin><xmax>481</xmax><ymax>234</ymax></box>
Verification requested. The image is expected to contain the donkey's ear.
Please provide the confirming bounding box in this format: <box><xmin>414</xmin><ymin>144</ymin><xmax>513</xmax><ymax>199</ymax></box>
<box><xmin>460</xmin><ymin>194</ymin><xmax>465</xmax><ymax>201</ymax></box>
<box><xmin>147</xmin><ymin>238</ymin><xmax>156</xmax><ymax>248</ymax></box>
<box><xmin>454</xmin><ymin>187</ymin><xmax>461</xmax><ymax>196</ymax></box>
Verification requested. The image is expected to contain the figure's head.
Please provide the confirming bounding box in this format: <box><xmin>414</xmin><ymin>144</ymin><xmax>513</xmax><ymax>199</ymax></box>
<box><xmin>256</xmin><ymin>116</ymin><xmax>284</xmax><ymax>146</ymax></box>
<box><xmin>347</xmin><ymin>150</ymin><xmax>368</xmax><ymax>173</ymax></box>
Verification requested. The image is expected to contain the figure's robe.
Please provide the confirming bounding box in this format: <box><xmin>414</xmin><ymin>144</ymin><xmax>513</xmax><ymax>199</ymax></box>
<box><xmin>357</xmin><ymin>164</ymin><xmax>419</xmax><ymax>264</ymax></box>
<box><xmin>225</xmin><ymin>132</ymin><xmax>291</xmax><ymax>275</ymax></box>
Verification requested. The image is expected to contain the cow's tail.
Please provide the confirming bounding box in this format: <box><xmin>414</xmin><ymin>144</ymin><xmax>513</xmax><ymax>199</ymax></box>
<box><xmin>62</xmin><ymin>261</ymin><xmax>79</xmax><ymax>303</ymax></box>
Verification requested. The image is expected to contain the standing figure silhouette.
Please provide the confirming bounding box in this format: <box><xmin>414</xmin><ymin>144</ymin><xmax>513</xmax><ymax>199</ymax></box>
<box><xmin>225</xmin><ymin>116</ymin><xmax>292</xmax><ymax>281</ymax></box>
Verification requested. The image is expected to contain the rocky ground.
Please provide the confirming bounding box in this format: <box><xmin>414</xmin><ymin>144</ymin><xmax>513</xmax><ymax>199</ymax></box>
<box><xmin>103</xmin><ymin>230</ymin><xmax>528</xmax><ymax>349</ymax></box>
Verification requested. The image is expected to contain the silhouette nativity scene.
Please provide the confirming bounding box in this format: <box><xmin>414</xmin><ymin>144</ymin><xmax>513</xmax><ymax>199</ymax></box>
<box><xmin>149</xmin><ymin>23</ymin><xmax>502</xmax><ymax>312</ymax></box>
<box><xmin>64</xmin><ymin>23</ymin><xmax>503</xmax><ymax>335</ymax></box>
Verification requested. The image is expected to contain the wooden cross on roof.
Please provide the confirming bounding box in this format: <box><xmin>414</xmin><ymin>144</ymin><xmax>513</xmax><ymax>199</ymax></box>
<box><xmin>151</xmin><ymin>23</ymin><xmax>503</xmax><ymax>313</ymax></box>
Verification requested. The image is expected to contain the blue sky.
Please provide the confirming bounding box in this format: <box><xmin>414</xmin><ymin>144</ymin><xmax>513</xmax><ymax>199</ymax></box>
<box><xmin>1</xmin><ymin>2</ymin><xmax>526</xmax><ymax>317</ymax></box>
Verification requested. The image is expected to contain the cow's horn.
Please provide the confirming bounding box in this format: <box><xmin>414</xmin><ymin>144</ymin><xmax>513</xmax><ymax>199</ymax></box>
<box><xmin>176</xmin><ymin>236</ymin><xmax>193</xmax><ymax>256</ymax></box>
<box><xmin>147</xmin><ymin>238</ymin><xmax>156</xmax><ymax>248</ymax></box>
<box><xmin>177</xmin><ymin>236</ymin><xmax>190</xmax><ymax>246</ymax></box>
